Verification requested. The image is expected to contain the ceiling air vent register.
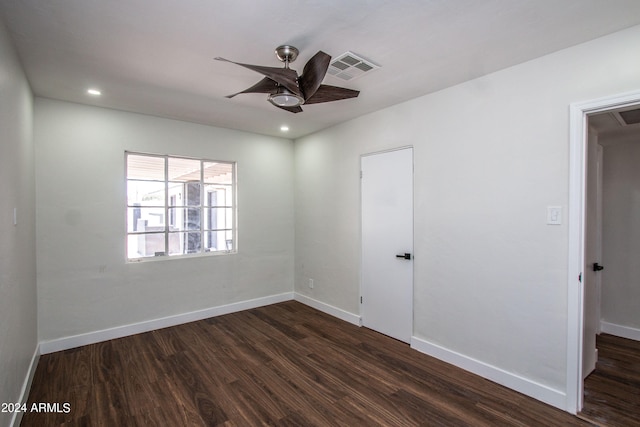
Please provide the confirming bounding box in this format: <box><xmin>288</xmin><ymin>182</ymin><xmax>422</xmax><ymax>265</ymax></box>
<box><xmin>328</xmin><ymin>52</ymin><xmax>379</xmax><ymax>81</ymax></box>
<box><xmin>618</xmin><ymin>108</ymin><xmax>640</xmax><ymax>126</ymax></box>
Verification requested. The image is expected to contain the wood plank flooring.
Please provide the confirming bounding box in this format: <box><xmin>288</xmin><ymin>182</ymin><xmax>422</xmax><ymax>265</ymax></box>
<box><xmin>580</xmin><ymin>333</ymin><xmax>640</xmax><ymax>427</ymax></box>
<box><xmin>22</xmin><ymin>301</ymin><xmax>593</xmax><ymax>426</ymax></box>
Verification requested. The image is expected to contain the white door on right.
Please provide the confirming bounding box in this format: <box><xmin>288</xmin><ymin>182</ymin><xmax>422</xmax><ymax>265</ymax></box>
<box><xmin>361</xmin><ymin>147</ymin><xmax>414</xmax><ymax>343</ymax></box>
<box><xmin>583</xmin><ymin>141</ymin><xmax>603</xmax><ymax>379</ymax></box>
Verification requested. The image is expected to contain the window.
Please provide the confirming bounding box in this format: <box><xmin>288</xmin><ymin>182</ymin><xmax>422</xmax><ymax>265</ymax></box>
<box><xmin>126</xmin><ymin>152</ymin><xmax>236</xmax><ymax>260</ymax></box>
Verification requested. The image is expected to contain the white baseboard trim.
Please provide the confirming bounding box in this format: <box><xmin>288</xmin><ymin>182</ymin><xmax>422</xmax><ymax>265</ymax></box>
<box><xmin>600</xmin><ymin>321</ymin><xmax>640</xmax><ymax>341</ymax></box>
<box><xmin>39</xmin><ymin>292</ymin><xmax>294</xmax><ymax>354</ymax></box>
<box><xmin>28</xmin><ymin>293</ymin><xmax>573</xmax><ymax>416</ymax></box>
<box><xmin>410</xmin><ymin>336</ymin><xmax>566</xmax><ymax>411</ymax></box>
<box><xmin>294</xmin><ymin>293</ymin><xmax>361</xmax><ymax>326</ymax></box>
<box><xmin>10</xmin><ymin>345</ymin><xmax>40</xmax><ymax>427</ymax></box>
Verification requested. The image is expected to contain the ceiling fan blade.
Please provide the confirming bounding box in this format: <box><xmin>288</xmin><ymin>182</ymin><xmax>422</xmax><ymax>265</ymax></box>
<box><xmin>275</xmin><ymin>105</ymin><xmax>303</xmax><ymax>114</ymax></box>
<box><xmin>299</xmin><ymin>51</ymin><xmax>330</xmax><ymax>101</ymax></box>
<box><xmin>225</xmin><ymin>77</ymin><xmax>277</xmax><ymax>98</ymax></box>
<box><xmin>303</xmin><ymin>84</ymin><xmax>360</xmax><ymax>105</ymax></box>
<box><xmin>215</xmin><ymin>57</ymin><xmax>301</xmax><ymax>97</ymax></box>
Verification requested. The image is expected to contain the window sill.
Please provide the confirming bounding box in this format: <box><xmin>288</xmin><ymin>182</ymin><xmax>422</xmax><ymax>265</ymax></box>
<box><xmin>127</xmin><ymin>250</ymin><xmax>237</xmax><ymax>263</ymax></box>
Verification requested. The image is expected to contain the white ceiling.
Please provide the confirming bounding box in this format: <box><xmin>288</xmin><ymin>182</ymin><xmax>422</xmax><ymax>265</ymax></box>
<box><xmin>2</xmin><ymin>0</ymin><xmax>640</xmax><ymax>139</ymax></box>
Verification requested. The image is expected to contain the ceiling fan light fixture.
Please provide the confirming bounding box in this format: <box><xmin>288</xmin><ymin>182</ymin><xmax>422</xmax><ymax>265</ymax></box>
<box><xmin>268</xmin><ymin>86</ymin><xmax>303</xmax><ymax>107</ymax></box>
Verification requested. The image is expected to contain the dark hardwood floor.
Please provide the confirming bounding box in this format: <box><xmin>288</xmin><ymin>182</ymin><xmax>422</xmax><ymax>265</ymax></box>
<box><xmin>580</xmin><ymin>333</ymin><xmax>640</xmax><ymax>427</ymax></box>
<box><xmin>22</xmin><ymin>301</ymin><xmax>593</xmax><ymax>426</ymax></box>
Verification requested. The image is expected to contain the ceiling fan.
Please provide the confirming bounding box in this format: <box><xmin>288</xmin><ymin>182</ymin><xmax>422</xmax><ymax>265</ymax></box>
<box><xmin>215</xmin><ymin>45</ymin><xmax>359</xmax><ymax>113</ymax></box>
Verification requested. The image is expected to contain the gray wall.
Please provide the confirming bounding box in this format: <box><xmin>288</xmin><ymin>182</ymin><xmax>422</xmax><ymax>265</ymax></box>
<box><xmin>294</xmin><ymin>24</ymin><xmax>640</xmax><ymax>406</ymax></box>
<box><xmin>0</xmin><ymin>18</ymin><xmax>37</xmax><ymax>427</ymax></box>
<box><xmin>35</xmin><ymin>99</ymin><xmax>295</xmax><ymax>343</ymax></box>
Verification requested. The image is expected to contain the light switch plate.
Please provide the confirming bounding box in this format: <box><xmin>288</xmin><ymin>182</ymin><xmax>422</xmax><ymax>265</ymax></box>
<box><xmin>547</xmin><ymin>206</ymin><xmax>562</xmax><ymax>225</ymax></box>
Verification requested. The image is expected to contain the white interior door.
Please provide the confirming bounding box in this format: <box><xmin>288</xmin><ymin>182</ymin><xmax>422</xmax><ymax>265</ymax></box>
<box><xmin>361</xmin><ymin>147</ymin><xmax>413</xmax><ymax>343</ymax></box>
<box><xmin>583</xmin><ymin>133</ymin><xmax>603</xmax><ymax>379</ymax></box>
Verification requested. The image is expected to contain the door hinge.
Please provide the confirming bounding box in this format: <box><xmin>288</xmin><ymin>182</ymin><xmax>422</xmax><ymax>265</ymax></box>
<box><xmin>579</xmin><ymin>273</ymin><xmax>582</xmax><ymax>283</ymax></box>
<box><xmin>360</xmin><ymin>296</ymin><xmax>363</xmax><ymax>304</ymax></box>
<box><xmin>360</xmin><ymin>171</ymin><xmax>363</xmax><ymax>179</ymax></box>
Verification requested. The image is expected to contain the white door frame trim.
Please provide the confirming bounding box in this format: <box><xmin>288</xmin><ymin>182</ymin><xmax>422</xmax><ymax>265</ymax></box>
<box><xmin>567</xmin><ymin>89</ymin><xmax>640</xmax><ymax>413</ymax></box>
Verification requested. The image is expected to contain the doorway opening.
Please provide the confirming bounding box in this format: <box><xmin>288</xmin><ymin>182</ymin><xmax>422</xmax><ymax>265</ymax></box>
<box><xmin>568</xmin><ymin>90</ymin><xmax>640</xmax><ymax>416</ymax></box>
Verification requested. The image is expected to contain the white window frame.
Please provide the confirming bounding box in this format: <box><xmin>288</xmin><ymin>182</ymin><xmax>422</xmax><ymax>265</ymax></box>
<box><xmin>126</xmin><ymin>151</ymin><xmax>237</xmax><ymax>262</ymax></box>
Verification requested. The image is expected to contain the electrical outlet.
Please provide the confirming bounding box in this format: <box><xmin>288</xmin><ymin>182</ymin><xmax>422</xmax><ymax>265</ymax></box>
<box><xmin>308</xmin><ymin>278</ymin><xmax>314</xmax><ymax>289</ymax></box>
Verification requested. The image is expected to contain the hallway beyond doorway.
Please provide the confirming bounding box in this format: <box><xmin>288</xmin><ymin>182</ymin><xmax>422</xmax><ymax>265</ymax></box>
<box><xmin>580</xmin><ymin>334</ymin><xmax>640</xmax><ymax>426</ymax></box>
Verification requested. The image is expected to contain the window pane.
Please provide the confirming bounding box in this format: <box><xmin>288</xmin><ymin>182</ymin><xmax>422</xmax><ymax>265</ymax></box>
<box><xmin>204</xmin><ymin>185</ymin><xmax>233</xmax><ymax>207</ymax></box>
<box><xmin>168</xmin><ymin>187</ymin><xmax>181</xmax><ymax>207</ymax></box>
<box><xmin>168</xmin><ymin>182</ymin><xmax>201</xmax><ymax>206</ymax></box>
<box><xmin>167</xmin><ymin>208</ymin><xmax>200</xmax><ymax>231</ymax></box>
<box><xmin>127</xmin><ymin>154</ymin><xmax>165</xmax><ymax>181</ymax></box>
<box><xmin>185</xmin><ymin>182</ymin><xmax>201</xmax><ymax>206</ymax></box>
<box><xmin>127</xmin><ymin>180</ymin><xmax>165</xmax><ymax>206</ymax></box>
<box><xmin>204</xmin><ymin>230</ymin><xmax>234</xmax><ymax>252</ymax></box>
<box><xmin>204</xmin><ymin>162</ymin><xmax>233</xmax><ymax>184</ymax></box>
<box><xmin>204</xmin><ymin>207</ymin><xmax>233</xmax><ymax>231</ymax></box>
<box><xmin>168</xmin><ymin>182</ymin><xmax>183</xmax><ymax>206</ymax></box>
<box><xmin>222</xmin><ymin>207</ymin><xmax>233</xmax><ymax>229</ymax></box>
<box><xmin>127</xmin><ymin>233</ymin><xmax>165</xmax><ymax>258</ymax></box>
<box><xmin>127</xmin><ymin>207</ymin><xmax>165</xmax><ymax>232</ymax></box>
<box><xmin>168</xmin><ymin>232</ymin><xmax>201</xmax><ymax>255</ymax></box>
<box><xmin>168</xmin><ymin>157</ymin><xmax>201</xmax><ymax>182</ymax></box>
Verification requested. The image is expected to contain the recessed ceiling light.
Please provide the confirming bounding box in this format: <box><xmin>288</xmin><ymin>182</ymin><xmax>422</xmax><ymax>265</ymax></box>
<box><xmin>280</xmin><ymin>125</ymin><xmax>289</xmax><ymax>132</ymax></box>
<box><xmin>87</xmin><ymin>88</ymin><xmax>101</xmax><ymax>96</ymax></box>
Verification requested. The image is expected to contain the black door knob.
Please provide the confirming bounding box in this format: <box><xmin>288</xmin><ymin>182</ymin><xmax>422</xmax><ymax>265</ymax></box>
<box><xmin>593</xmin><ymin>263</ymin><xmax>604</xmax><ymax>272</ymax></box>
<box><xmin>396</xmin><ymin>253</ymin><xmax>411</xmax><ymax>260</ymax></box>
